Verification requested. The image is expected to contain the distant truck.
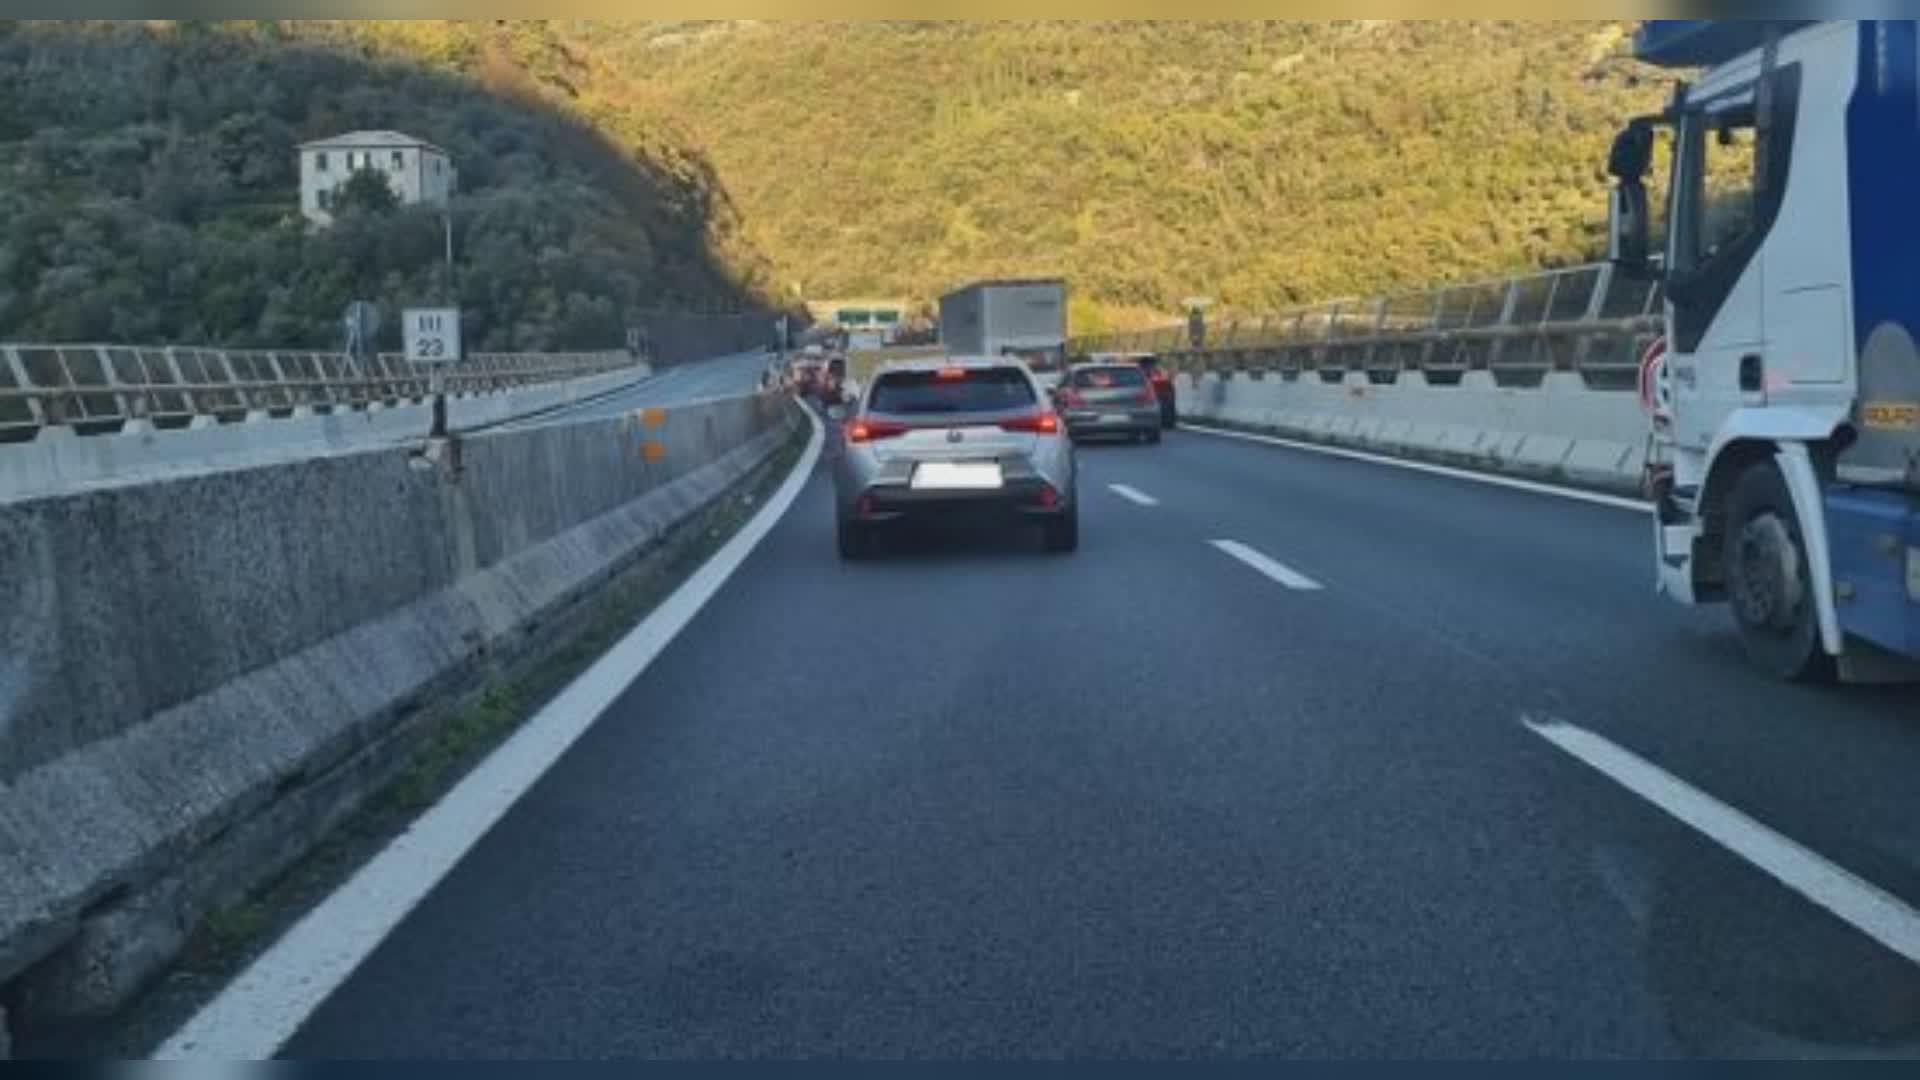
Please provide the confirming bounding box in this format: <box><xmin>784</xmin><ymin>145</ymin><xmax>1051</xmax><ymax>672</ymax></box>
<box><xmin>938</xmin><ymin>278</ymin><xmax>1068</xmax><ymax>380</ymax></box>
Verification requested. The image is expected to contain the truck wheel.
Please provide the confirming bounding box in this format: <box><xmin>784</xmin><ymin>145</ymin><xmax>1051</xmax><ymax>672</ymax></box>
<box><xmin>837</xmin><ymin>516</ymin><xmax>871</xmax><ymax>561</ymax></box>
<box><xmin>1044</xmin><ymin>499</ymin><xmax>1079</xmax><ymax>554</ymax></box>
<box><xmin>1722</xmin><ymin>463</ymin><xmax>1833</xmax><ymax>682</ymax></box>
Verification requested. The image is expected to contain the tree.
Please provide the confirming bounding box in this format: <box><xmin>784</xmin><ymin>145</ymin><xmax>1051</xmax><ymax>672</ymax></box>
<box><xmin>0</xmin><ymin>21</ymin><xmax>779</xmax><ymax>348</ymax></box>
<box><xmin>334</xmin><ymin>167</ymin><xmax>399</xmax><ymax>215</ymax></box>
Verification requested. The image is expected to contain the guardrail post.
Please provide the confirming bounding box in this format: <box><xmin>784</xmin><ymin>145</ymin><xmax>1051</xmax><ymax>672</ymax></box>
<box><xmin>46</xmin><ymin>347</ymin><xmax>83</xmax><ymax>428</ymax></box>
<box><xmin>161</xmin><ymin>347</ymin><xmax>194</xmax><ymax>419</ymax></box>
<box><xmin>1538</xmin><ymin>275</ymin><xmax>1563</xmax><ymax>369</ymax></box>
<box><xmin>1571</xmin><ymin>264</ymin><xmax>1616</xmax><ymax>374</ymax></box>
<box><xmin>4</xmin><ymin>344</ymin><xmax>47</xmax><ymax>429</ymax></box>
<box><xmin>212</xmin><ymin>348</ymin><xmax>258</xmax><ymax>421</ymax></box>
<box><xmin>263</xmin><ymin>350</ymin><xmax>296</xmax><ymax>415</ymax></box>
<box><xmin>1585</xmin><ymin>263</ymin><xmax>1614</xmax><ymax>321</ymax></box>
<box><xmin>1363</xmin><ymin>297</ymin><xmax>1388</xmax><ymax>374</ymax></box>
<box><xmin>1485</xmin><ymin>277</ymin><xmax>1521</xmax><ymax>369</ymax></box>
<box><xmin>95</xmin><ymin>345</ymin><xmax>140</xmax><ymax>429</ymax></box>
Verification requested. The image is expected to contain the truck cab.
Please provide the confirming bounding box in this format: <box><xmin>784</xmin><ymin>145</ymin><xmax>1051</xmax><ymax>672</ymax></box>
<box><xmin>1608</xmin><ymin>20</ymin><xmax>1920</xmax><ymax>680</ymax></box>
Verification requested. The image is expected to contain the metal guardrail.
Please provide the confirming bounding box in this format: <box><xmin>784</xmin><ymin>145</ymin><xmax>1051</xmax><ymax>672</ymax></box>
<box><xmin>0</xmin><ymin>345</ymin><xmax>640</xmax><ymax>442</ymax></box>
<box><xmin>1069</xmin><ymin>261</ymin><xmax>1665</xmax><ymax>391</ymax></box>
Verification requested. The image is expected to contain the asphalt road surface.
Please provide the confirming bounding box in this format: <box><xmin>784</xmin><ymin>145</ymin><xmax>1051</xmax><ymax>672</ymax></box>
<box><xmin>277</xmin><ymin>421</ymin><xmax>1920</xmax><ymax>1058</ymax></box>
<box><xmin>490</xmin><ymin>349</ymin><xmax>777</xmax><ymax>431</ymax></box>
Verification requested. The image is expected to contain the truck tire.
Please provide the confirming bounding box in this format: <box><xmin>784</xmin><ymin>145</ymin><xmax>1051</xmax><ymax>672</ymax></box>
<box><xmin>1722</xmin><ymin>463</ymin><xmax>1833</xmax><ymax>682</ymax></box>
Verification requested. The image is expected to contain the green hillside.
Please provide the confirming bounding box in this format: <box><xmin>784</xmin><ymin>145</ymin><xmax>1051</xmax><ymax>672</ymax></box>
<box><xmin>0</xmin><ymin>21</ymin><xmax>1668</xmax><ymax>346</ymax></box>
<box><xmin>0</xmin><ymin>21</ymin><xmax>779</xmax><ymax>350</ymax></box>
<box><xmin>585</xmin><ymin>21</ymin><xmax>1664</xmax><ymax>331</ymax></box>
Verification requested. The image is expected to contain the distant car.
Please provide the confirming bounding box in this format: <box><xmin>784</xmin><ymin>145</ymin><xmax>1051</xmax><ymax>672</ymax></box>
<box><xmin>820</xmin><ymin>356</ymin><xmax>848</xmax><ymax>406</ymax></box>
<box><xmin>790</xmin><ymin>358</ymin><xmax>825</xmax><ymax>397</ymax></box>
<box><xmin>834</xmin><ymin>356</ymin><xmax>1077</xmax><ymax>558</ymax></box>
<box><xmin>1056</xmin><ymin>362</ymin><xmax>1162</xmax><ymax>444</ymax></box>
<box><xmin>1138</xmin><ymin>354</ymin><xmax>1177</xmax><ymax>428</ymax></box>
<box><xmin>1091</xmin><ymin>351</ymin><xmax>1175</xmax><ymax>428</ymax></box>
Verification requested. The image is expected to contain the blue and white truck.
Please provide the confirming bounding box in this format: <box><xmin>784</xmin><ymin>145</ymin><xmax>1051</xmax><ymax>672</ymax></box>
<box><xmin>1608</xmin><ymin>20</ymin><xmax>1920</xmax><ymax>681</ymax></box>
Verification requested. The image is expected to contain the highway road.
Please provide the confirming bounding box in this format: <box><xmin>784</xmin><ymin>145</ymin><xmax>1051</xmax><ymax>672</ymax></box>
<box><xmin>252</xmin><ymin>406</ymin><xmax>1919</xmax><ymax>1057</ymax></box>
<box><xmin>486</xmin><ymin>349</ymin><xmax>777</xmax><ymax>431</ymax></box>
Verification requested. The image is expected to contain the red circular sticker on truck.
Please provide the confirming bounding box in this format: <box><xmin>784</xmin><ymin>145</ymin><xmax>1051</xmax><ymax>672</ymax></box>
<box><xmin>1637</xmin><ymin>335</ymin><xmax>1670</xmax><ymax>420</ymax></box>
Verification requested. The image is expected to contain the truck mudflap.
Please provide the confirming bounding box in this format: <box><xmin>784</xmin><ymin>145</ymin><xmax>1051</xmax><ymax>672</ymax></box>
<box><xmin>1825</xmin><ymin>486</ymin><xmax>1920</xmax><ymax>661</ymax></box>
<box><xmin>1654</xmin><ymin>514</ymin><xmax>1699</xmax><ymax>605</ymax></box>
<box><xmin>1647</xmin><ymin>432</ymin><xmax>1700</xmax><ymax>604</ymax></box>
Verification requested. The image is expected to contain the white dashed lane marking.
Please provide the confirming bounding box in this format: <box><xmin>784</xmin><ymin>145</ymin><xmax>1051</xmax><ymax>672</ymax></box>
<box><xmin>1526</xmin><ymin>716</ymin><xmax>1920</xmax><ymax>968</ymax></box>
<box><xmin>1208</xmin><ymin>539</ymin><xmax>1324</xmax><ymax>591</ymax></box>
<box><xmin>1107</xmin><ymin>483</ymin><xmax>1159</xmax><ymax>507</ymax></box>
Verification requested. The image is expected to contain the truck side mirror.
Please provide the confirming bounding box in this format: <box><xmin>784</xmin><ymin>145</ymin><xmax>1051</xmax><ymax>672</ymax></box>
<box><xmin>1607</xmin><ymin>119</ymin><xmax>1653</xmax><ymax>182</ymax></box>
<box><xmin>1608</xmin><ymin>181</ymin><xmax>1652</xmax><ymax>277</ymax></box>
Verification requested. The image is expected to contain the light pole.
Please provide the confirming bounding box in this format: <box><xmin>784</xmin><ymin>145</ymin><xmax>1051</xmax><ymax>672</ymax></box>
<box><xmin>441</xmin><ymin>208</ymin><xmax>456</xmax><ymax>302</ymax></box>
<box><xmin>428</xmin><ymin>206</ymin><xmax>458</xmax><ymax>439</ymax></box>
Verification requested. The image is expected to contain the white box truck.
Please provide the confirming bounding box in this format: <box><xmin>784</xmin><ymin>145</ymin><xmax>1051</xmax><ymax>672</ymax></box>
<box><xmin>938</xmin><ymin>278</ymin><xmax>1068</xmax><ymax>381</ymax></box>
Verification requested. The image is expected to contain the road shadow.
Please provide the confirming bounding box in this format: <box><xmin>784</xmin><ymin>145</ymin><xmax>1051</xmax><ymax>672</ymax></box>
<box><xmin>860</xmin><ymin>520</ymin><xmax>1059</xmax><ymax>563</ymax></box>
<box><xmin>1069</xmin><ymin>434</ymin><xmax>1167</xmax><ymax>450</ymax></box>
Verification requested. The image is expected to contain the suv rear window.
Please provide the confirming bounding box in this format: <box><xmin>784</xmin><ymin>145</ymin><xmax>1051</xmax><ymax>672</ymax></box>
<box><xmin>1071</xmin><ymin>366</ymin><xmax>1146</xmax><ymax>388</ymax></box>
<box><xmin>869</xmin><ymin>368</ymin><xmax>1037</xmax><ymax>414</ymax></box>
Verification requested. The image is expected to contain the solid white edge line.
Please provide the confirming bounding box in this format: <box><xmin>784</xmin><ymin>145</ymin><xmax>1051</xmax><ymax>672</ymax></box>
<box><xmin>1181</xmin><ymin>421</ymin><xmax>1652</xmax><ymax>514</ymax></box>
<box><xmin>153</xmin><ymin>407</ymin><xmax>825</xmax><ymax>1060</ymax></box>
<box><xmin>1525</xmin><ymin>717</ymin><xmax>1920</xmax><ymax>967</ymax></box>
<box><xmin>1106</xmin><ymin>482</ymin><xmax>1159</xmax><ymax>507</ymax></box>
<box><xmin>1208</xmin><ymin>538</ymin><xmax>1324</xmax><ymax>591</ymax></box>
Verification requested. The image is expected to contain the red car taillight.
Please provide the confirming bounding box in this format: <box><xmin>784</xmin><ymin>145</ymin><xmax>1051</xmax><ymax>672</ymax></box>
<box><xmin>999</xmin><ymin>411</ymin><xmax>1061</xmax><ymax>435</ymax></box>
<box><xmin>846</xmin><ymin>417</ymin><xmax>910</xmax><ymax>443</ymax></box>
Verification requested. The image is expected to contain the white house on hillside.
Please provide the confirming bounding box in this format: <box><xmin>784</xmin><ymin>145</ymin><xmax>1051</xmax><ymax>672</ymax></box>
<box><xmin>298</xmin><ymin>130</ymin><xmax>455</xmax><ymax>226</ymax></box>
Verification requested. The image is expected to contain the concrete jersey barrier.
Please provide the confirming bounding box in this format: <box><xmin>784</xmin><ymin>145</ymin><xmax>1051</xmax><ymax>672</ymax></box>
<box><xmin>0</xmin><ymin>363</ymin><xmax>657</xmax><ymax>504</ymax></box>
<box><xmin>0</xmin><ymin>388</ymin><xmax>802</xmax><ymax>1035</ymax></box>
<box><xmin>1177</xmin><ymin>368</ymin><xmax>1649</xmax><ymax>495</ymax></box>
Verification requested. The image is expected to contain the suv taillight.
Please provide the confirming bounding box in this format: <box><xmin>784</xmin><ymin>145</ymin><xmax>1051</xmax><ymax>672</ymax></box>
<box><xmin>1000</xmin><ymin>411</ymin><xmax>1061</xmax><ymax>435</ymax></box>
<box><xmin>846</xmin><ymin>417</ymin><xmax>909</xmax><ymax>443</ymax></box>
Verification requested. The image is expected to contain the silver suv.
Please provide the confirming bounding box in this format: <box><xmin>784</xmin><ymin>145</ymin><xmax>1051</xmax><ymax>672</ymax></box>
<box><xmin>833</xmin><ymin>357</ymin><xmax>1078</xmax><ymax>558</ymax></box>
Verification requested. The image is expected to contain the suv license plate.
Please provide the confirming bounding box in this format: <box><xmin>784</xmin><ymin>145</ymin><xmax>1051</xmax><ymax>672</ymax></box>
<box><xmin>912</xmin><ymin>461</ymin><xmax>1003</xmax><ymax>490</ymax></box>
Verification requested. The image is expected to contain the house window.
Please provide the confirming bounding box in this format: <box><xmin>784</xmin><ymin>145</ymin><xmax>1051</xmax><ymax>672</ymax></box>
<box><xmin>318</xmin><ymin>189</ymin><xmax>332</xmax><ymax>210</ymax></box>
<box><xmin>391</xmin><ymin>150</ymin><xmax>404</xmax><ymax>169</ymax></box>
<box><xmin>315</xmin><ymin>152</ymin><xmax>329</xmax><ymax>171</ymax></box>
